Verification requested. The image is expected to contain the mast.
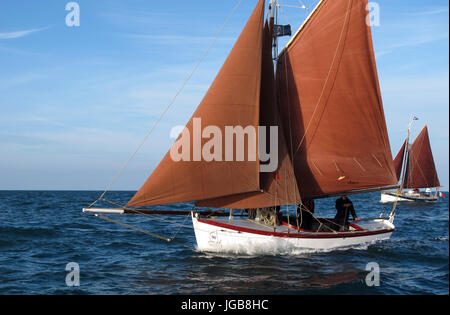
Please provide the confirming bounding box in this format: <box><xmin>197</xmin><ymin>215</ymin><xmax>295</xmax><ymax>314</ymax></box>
<box><xmin>393</xmin><ymin>140</ymin><xmax>407</xmax><ymax>183</ymax></box>
<box><xmin>269</xmin><ymin>0</ymin><xmax>276</xmax><ymax>31</ymax></box>
<box><xmin>399</xmin><ymin>116</ymin><xmax>417</xmax><ymax>190</ymax></box>
<box><xmin>269</xmin><ymin>0</ymin><xmax>279</xmax><ymax>62</ymax></box>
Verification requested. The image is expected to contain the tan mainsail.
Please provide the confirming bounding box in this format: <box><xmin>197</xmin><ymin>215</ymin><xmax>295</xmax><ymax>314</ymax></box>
<box><xmin>196</xmin><ymin>22</ymin><xmax>301</xmax><ymax>209</ymax></box>
<box><xmin>276</xmin><ymin>0</ymin><xmax>397</xmax><ymax>199</ymax></box>
<box><xmin>127</xmin><ymin>0</ymin><xmax>265</xmax><ymax>207</ymax></box>
<box><xmin>393</xmin><ymin>140</ymin><xmax>407</xmax><ymax>182</ymax></box>
<box><xmin>404</xmin><ymin>126</ymin><xmax>440</xmax><ymax>189</ymax></box>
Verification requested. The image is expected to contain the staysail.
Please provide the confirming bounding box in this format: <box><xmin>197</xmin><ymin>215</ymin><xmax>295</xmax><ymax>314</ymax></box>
<box><xmin>404</xmin><ymin>126</ymin><xmax>440</xmax><ymax>189</ymax></box>
<box><xmin>276</xmin><ymin>0</ymin><xmax>397</xmax><ymax>199</ymax></box>
<box><xmin>196</xmin><ymin>21</ymin><xmax>301</xmax><ymax>209</ymax></box>
<box><xmin>127</xmin><ymin>0</ymin><xmax>265</xmax><ymax>207</ymax></box>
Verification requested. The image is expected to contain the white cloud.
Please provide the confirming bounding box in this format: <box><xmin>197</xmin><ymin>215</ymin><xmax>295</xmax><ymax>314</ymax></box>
<box><xmin>404</xmin><ymin>6</ymin><xmax>449</xmax><ymax>17</ymax></box>
<box><xmin>375</xmin><ymin>32</ymin><xmax>449</xmax><ymax>58</ymax></box>
<box><xmin>0</xmin><ymin>27</ymin><xmax>49</xmax><ymax>39</ymax></box>
<box><xmin>0</xmin><ymin>72</ymin><xmax>48</xmax><ymax>89</ymax></box>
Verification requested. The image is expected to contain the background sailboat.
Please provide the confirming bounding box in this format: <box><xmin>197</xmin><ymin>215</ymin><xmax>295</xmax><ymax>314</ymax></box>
<box><xmin>381</xmin><ymin>123</ymin><xmax>442</xmax><ymax>203</ymax></box>
<box><xmin>84</xmin><ymin>0</ymin><xmax>400</xmax><ymax>253</ymax></box>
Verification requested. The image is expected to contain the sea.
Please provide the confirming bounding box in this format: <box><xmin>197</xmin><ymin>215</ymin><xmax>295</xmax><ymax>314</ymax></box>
<box><xmin>0</xmin><ymin>190</ymin><xmax>448</xmax><ymax>296</ymax></box>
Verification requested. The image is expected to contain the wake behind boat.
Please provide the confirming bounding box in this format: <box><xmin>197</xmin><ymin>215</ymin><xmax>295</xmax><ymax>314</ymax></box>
<box><xmin>83</xmin><ymin>0</ymin><xmax>401</xmax><ymax>254</ymax></box>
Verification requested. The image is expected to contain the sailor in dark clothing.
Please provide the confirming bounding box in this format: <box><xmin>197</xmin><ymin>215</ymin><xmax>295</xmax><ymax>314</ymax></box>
<box><xmin>334</xmin><ymin>195</ymin><xmax>359</xmax><ymax>231</ymax></box>
<box><xmin>246</xmin><ymin>208</ymin><xmax>257</xmax><ymax>219</ymax></box>
<box><xmin>298</xmin><ymin>199</ymin><xmax>315</xmax><ymax>230</ymax></box>
<box><xmin>274</xmin><ymin>206</ymin><xmax>282</xmax><ymax>226</ymax></box>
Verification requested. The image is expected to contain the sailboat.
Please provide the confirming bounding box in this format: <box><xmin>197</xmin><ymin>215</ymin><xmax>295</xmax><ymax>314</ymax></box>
<box><xmin>380</xmin><ymin>121</ymin><xmax>442</xmax><ymax>203</ymax></box>
<box><xmin>83</xmin><ymin>0</ymin><xmax>400</xmax><ymax>254</ymax></box>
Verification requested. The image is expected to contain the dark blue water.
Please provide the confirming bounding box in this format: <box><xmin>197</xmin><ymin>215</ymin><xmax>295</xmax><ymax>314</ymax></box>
<box><xmin>0</xmin><ymin>190</ymin><xmax>448</xmax><ymax>295</ymax></box>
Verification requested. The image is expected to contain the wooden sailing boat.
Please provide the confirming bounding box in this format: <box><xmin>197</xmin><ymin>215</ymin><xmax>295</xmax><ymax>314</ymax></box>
<box><xmin>84</xmin><ymin>0</ymin><xmax>400</xmax><ymax>253</ymax></box>
<box><xmin>381</xmin><ymin>122</ymin><xmax>441</xmax><ymax>203</ymax></box>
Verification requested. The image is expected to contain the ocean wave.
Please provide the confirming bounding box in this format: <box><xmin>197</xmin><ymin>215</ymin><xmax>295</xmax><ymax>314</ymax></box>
<box><xmin>0</xmin><ymin>226</ymin><xmax>60</xmax><ymax>238</ymax></box>
<box><xmin>431</xmin><ymin>236</ymin><xmax>449</xmax><ymax>242</ymax></box>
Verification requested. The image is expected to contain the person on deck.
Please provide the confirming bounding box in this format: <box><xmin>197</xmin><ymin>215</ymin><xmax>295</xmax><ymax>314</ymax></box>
<box><xmin>274</xmin><ymin>206</ymin><xmax>282</xmax><ymax>226</ymax></box>
<box><xmin>298</xmin><ymin>199</ymin><xmax>315</xmax><ymax>230</ymax></box>
<box><xmin>246</xmin><ymin>208</ymin><xmax>257</xmax><ymax>219</ymax></box>
<box><xmin>334</xmin><ymin>195</ymin><xmax>360</xmax><ymax>231</ymax></box>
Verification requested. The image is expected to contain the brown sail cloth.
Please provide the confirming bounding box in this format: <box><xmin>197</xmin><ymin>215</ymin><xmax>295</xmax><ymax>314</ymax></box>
<box><xmin>196</xmin><ymin>21</ymin><xmax>301</xmax><ymax>209</ymax></box>
<box><xmin>127</xmin><ymin>0</ymin><xmax>265</xmax><ymax>207</ymax></box>
<box><xmin>276</xmin><ymin>0</ymin><xmax>397</xmax><ymax>199</ymax></box>
<box><xmin>404</xmin><ymin>126</ymin><xmax>440</xmax><ymax>189</ymax></box>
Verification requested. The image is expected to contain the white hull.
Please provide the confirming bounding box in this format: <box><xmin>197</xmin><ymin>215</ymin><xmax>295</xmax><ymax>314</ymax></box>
<box><xmin>192</xmin><ymin>213</ymin><xmax>394</xmax><ymax>255</ymax></box>
<box><xmin>380</xmin><ymin>192</ymin><xmax>414</xmax><ymax>203</ymax></box>
<box><xmin>380</xmin><ymin>191</ymin><xmax>438</xmax><ymax>203</ymax></box>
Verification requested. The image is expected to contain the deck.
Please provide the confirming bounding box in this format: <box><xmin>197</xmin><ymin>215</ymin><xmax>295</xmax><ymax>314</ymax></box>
<box><xmin>196</xmin><ymin>215</ymin><xmax>394</xmax><ymax>238</ymax></box>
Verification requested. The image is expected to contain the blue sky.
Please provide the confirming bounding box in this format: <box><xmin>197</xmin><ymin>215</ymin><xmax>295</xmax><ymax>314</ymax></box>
<box><xmin>0</xmin><ymin>0</ymin><xmax>448</xmax><ymax>191</ymax></box>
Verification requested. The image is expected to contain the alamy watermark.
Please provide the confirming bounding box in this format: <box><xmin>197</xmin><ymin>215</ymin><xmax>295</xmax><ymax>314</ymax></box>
<box><xmin>65</xmin><ymin>262</ymin><xmax>80</xmax><ymax>287</ymax></box>
<box><xmin>169</xmin><ymin>118</ymin><xmax>279</xmax><ymax>172</ymax></box>
<box><xmin>365</xmin><ymin>262</ymin><xmax>380</xmax><ymax>286</ymax></box>
<box><xmin>65</xmin><ymin>2</ymin><xmax>80</xmax><ymax>27</ymax></box>
<box><xmin>366</xmin><ymin>2</ymin><xmax>380</xmax><ymax>27</ymax></box>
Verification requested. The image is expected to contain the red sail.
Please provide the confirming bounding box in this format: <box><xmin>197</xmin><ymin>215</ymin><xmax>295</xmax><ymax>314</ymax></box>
<box><xmin>127</xmin><ymin>0</ymin><xmax>265</xmax><ymax>207</ymax></box>
<box><xmin>393</xmin><ymin>140</ymin><xmax>407</xmax><ymax>182</ymax></box>
<box><xmin>276</xmin><ymin>0</ymin><xmax>397</xmax><ymax>199</ymax></box>
<box><xmin>404</xmin><ymin>126</ymin><xmax>440</xmax><ymax>189</ymax></box>
<box><xmin>196</xmin><ymin>22</ymin><xmax>301</xmax><ymax>209</ymax></box>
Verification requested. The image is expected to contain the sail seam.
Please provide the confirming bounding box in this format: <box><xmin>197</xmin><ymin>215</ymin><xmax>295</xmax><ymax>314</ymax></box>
<box><xmin>372</xmin><ymin>154</ymin><xmax>383</xmax><ymax>168</ymax></box>
<box><xmin>311</xmin><ymin>160</ymin><xmax>324</xmax><ymax>176</ymax></box>
<box><xmin>353</xmin><ymin>157</ymin><xmax>366</xmax><ymax>172</ymax></box>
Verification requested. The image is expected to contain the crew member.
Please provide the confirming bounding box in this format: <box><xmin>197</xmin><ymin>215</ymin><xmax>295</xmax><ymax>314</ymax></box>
<box><xmin>298</xmin><ymin>199</ymin><xmax>315</xmax><ymax>230</ymax></box>
<box><xmin>334</xmin><ymin>195</ymin><xmax>359</xmax><ymax>231</ymax></box>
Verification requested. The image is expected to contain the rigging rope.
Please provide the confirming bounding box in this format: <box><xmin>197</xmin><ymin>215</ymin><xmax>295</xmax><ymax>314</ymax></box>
<box><xmin>98</xmin><ymin>197</ymin><xmax>195</xmax><ymax>229</ymax></box>
<box><xmin>94</xmin><ymin>214</ymin><xmax>195</xmax><ymax>250</ymax></box>
<box><xmin>259</xmin><ymin>190</ymin><xmax>345</xmax><ymax>233</ymax></box>
<box><xmin>88</xmin><ymin>0</ymin><xmax>245</xmax><ymax>208</ymax></box>
<box><xmin>95</xmin><ymin>214</ymin><xmax>172</xmax><ymax>242</ymax></box>
<box><xmin>390</xmin><ymin>117</ymin><xmax>416</xmax><ymax>219</ymax></box>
